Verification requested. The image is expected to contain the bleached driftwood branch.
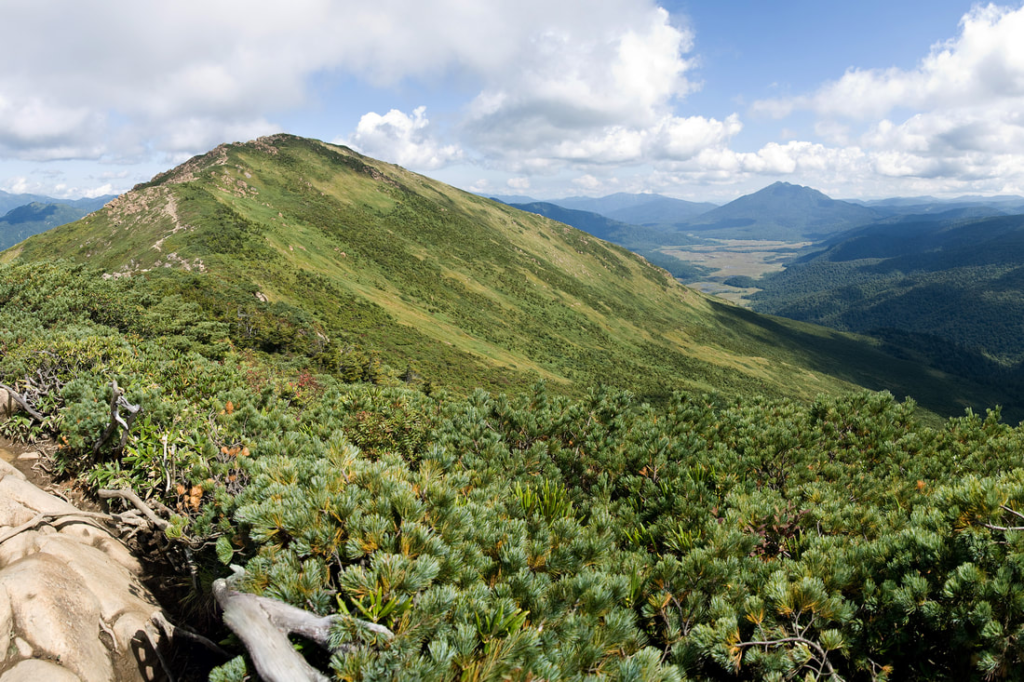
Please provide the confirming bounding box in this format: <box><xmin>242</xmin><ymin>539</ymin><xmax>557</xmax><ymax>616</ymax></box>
<box><xmin>98</xmin><ymin>488</ymin><xmax>170</xmax><ymax>530</ymax></box>
<box><xmin>212</xmin><ymin>566</ymin><xmax>394</xmax><ymax>682</ymax></box>
<box><xmin>0</xmin><ymin>510</ymin><xmax>115</xmax><ymax>546</ymax></box>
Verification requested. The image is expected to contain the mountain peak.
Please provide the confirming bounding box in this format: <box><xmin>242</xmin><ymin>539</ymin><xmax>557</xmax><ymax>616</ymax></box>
<box><xmin>759</xmin><ymin>181</ymin><xmax>825</xmax><ymax>197</ymax></box>
<box><xmin>7</xmin><ymin>132</ymin><xmax>941</xmax><ymax>407</ymax></box>
<box><xmin>682</xmin><ymin>182</ymin><xmax>879</xmax><ymax>240</ymax></box>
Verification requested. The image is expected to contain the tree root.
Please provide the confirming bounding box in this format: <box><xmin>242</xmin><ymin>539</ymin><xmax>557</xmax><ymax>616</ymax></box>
<box><xmin>151</xmin><ymin>610</ymin><xmax>230</xmax><ymax>658</ymax></box>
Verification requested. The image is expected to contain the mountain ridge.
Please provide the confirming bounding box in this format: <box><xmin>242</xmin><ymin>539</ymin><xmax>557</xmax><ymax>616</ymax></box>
<box><xmin>4</xmin><ymin>134</ymin><xmax>1007</xmax><ymax>417</ymax></box>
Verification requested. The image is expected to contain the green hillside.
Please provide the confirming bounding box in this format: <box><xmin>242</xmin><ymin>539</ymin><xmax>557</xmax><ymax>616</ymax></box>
<box><xmin>749</xmin><ymin>214</ymin><xmax>1024</xmax><ymax>369</ymax></box>
<box><xmin>2</xmin><ymin>134</ymin><xmax>1007</xmax><ymax>418</ymax></box>
<box><xmin>7</xmin><ymin>137</ymin><xmax>1024</xmax><ymax>682</ymax></box>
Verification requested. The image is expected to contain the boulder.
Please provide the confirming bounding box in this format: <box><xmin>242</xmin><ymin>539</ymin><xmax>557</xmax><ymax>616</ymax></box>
<box><xmin>0</xmin><ymin>459</ymin><xmax>167</xmax><ymax>681</ymax></box>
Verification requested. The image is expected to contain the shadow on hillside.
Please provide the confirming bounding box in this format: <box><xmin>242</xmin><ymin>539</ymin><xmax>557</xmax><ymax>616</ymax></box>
<box><xmin>710</xmin><ymin>300</ymin><xmax>1023</xmax><ymax>424</ymax></box>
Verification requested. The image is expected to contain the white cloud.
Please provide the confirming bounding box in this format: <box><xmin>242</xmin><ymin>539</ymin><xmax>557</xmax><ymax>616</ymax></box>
<box><xmin>1</xmin><ymin>174</ymin><xmax>117</xmax><ymax>199</ymax></box>
<box><xmin>0</xmin><ymin>95</ymin><xmax>107</xmax><ymax>161</ymax></box>
<box><xmin>572</xmin><ymin>174</ymin><xmax>605</xmax><ymax>191</ymax></box>
<box><xmin>7</xmin><ymin>0</ymin><xmax>1024</xmax><ymax>200</ymax></box>
<box><xmin>459</xmin><ymin>6</ymin><xmax>738</xmax><ymax>168</ymax></box>
<box><xmin>507</xmin><ymin>177</ymin><xmax>531</xmax><ymax>190</ymax></box>
<box><xmin>753</xmin><ymin>5</ymin><xmax>1024</xmax><ymax>121</ymax></box>
<box><xmin>740</xmin><ymin>4</ymin><xmax>1024</xmax><ymax>195</ymax></box>
<box><xmin>695</xmin><ymin>141</ymin><xmax>865</xmax><ymax>176</ymax></box>
<box><xmin>0</xmin><ymin>0</ymin><xmax>712</xmax><ymax>168</ymax></box>
<box><xmin>344</xmin><ymin>107</ymin><xmax>462</xmax><ymax>170</ymax></box>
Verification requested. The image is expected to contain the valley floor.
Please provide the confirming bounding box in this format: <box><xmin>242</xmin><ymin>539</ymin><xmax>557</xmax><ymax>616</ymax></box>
<box><xmin>662</xmin><ymin>238</ymin><xmax>809</xmax><ymax>306</ymax></box>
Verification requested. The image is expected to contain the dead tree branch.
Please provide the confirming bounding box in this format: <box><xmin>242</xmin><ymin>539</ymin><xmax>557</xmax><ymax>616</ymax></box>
<box><xmin>98</xmin><ymin>488</ymin><xmax>170</xmax><ymax>531</ymax></box>
<box><xmin>212</xmin><ymin>566</ymin><xmax>394</xmax><ymax>682</ymax></box>
<box><xmin>0</xmin><ymin>382</ymin><xmax>45</xmax><ymax>422</ymax></box>
<box><xmin>0</xmin><ymin>510</ymin><xmax>115</xmax><ymax>546</ymax></box>
<box><xmin>92</xmin><ymin>380</ymin><xmax>142</xmax><ymax>458</ymax></box>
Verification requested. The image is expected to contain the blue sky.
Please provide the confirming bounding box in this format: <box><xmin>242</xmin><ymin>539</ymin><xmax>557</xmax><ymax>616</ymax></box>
<box><xmin>2</xmin><ymin>1</ymin><xmax>1022</xmax><ymax>202</ymax></box>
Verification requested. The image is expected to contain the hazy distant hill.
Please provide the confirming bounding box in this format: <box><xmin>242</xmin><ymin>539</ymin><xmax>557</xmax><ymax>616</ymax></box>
<box><xmin>3</xmin><ymin>133</ymin><xmax>1002</xmax><ymax>417</ymax></box>
<box><xmin>550</xmin><ymin>192</ymin><xmax>717</xmax><ymax>226</ymax></box>
<box><xmin>681</xmin><ymin>181</ymin><xmax>882</xmax><ymax>240</ymax></box>
<box><xmin>848</xmin><ymin>194</ymin><xmax>1024</xmax><ymax>215</ymax></box>
<box><xmin>485</xmin><ymin>193</ymin><xmax>540</xmax><ymax>204</ymax></box>
<box><xmin>0</xmin><ymin>201</ymin><xmax>112</xmax><ymax>251</ymax></box>
<box><xmin>505</xmin><ymin>201</ymin><xmax>654</xmax><ymax>243</ymax></box>
<box><xmin>0</xmin><ymin>189</ymin><xmax>114</xmax><ymax>215</ymax></box>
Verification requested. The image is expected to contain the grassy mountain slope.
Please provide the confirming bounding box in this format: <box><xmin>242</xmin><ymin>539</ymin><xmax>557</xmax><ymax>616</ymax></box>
<box><xmin>507</xmin><ymin>200</ymin><xmax>712</xmax><ymax>281</ymax></box>
<box><xmin>682</xmin><ymin>181</ymin><xmax>881</xmax><ymax>240</ymax></box>
<box><xmin>3</xmin><ymin>134</ymin><xmax>1006</xmax><ymax>416</ymax></box>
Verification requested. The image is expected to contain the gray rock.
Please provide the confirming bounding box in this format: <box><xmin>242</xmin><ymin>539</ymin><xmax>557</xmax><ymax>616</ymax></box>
<box><xmin>0</xmin><ymin>554</ymin><xmax>113</xmax><ymax>682</ymax></box>
<box><xmin>0</xmin><ymin>587</ymin><xmax>10</xmax><ymax>664</ymax></box>
<box><xmin>12</xmin><ymin>637</ymin><xmax>31</xmax><ymax>659</ymax></box>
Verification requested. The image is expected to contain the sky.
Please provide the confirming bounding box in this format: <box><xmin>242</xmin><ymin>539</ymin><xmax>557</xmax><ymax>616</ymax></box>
<box><xmin>1</xmin><ymin>1</ymin><xmax>1023</xmax><ymax>202</ymax></box>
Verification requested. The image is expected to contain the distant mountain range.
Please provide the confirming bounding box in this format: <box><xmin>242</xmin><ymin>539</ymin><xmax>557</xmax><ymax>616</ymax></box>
<box><xmin>0</xmin><ymin>191</ymin><xmax>116</xmax><ymax>251</ymax></box>
<box><xmin>0</xmin><ymin>189</ymin><xmax>114</xmax><ymax>215</ymax></box>
<box><xmin>551</xmin><ymin>193</ymin><xmax>718</xmax><ymax>225</ymax></box>
<box><xmin>848</xmin><ymin>194</ymin><xmax>1024</xmax><ymax>214</ymax></box>
<box><xmin>489</xmin><ymin>192</ymin><xmax>718</xmax><ymax>228</ymax></box>
<box><xmin>492</xmin><ymin>184</ymin><xmax>1024</xmax><ymax>243</ymax></box>
<box><xmin>677</xmin><ymin>182</ymin><xmax>881</xmax><ymax>241</ymax></box>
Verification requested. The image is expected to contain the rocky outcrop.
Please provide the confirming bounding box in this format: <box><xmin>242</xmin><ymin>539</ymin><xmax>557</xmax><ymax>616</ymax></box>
<box><xmin>0</xmin><ymin>457</ymin><xmax>167</xmax><ymax>682</ymax></box>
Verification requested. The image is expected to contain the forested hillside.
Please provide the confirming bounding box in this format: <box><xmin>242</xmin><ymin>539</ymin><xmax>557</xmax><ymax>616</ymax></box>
<box><xmin>748</xmin><ymin>214</ymin><xmax>1024</xmax><ymax>386</ymax></box>
<box><xmin>4</xmin><ymin>260</ymin><xmax>1024</xmax><ymax>681</ymax></box>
